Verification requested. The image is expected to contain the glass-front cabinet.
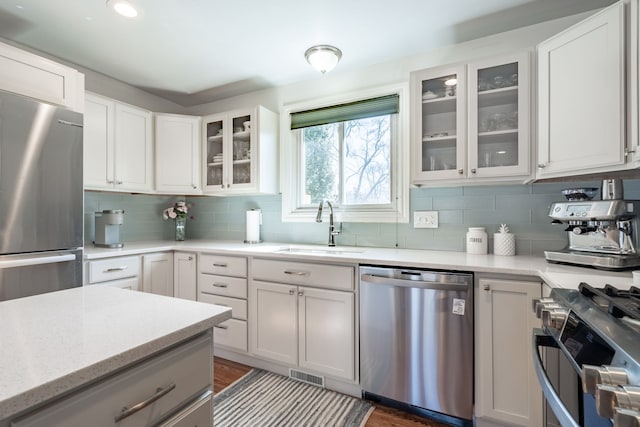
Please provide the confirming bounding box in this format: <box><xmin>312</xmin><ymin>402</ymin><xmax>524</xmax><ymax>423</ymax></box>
<box><xmin>202</xmin><ymin>106</ymin><xmax>278</xmax><ymax>195</ymax></box>
<box><xmin>411</xmin><ymin>64</ymin><xmax>467</xmax><ymax>181</ymax></box>
<box><xmin>411</xmin><ymin>52</ymin><xmax>531</xmax><ymax>185</ymax></box>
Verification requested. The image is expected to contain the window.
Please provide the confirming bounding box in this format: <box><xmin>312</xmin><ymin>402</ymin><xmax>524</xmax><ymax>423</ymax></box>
<box><xmin>281</xmin><ymin>85</ymin><xmax>409</xmax><ymax>223</ymax></box>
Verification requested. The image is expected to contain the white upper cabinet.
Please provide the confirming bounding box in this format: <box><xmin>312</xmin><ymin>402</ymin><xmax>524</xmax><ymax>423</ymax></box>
<box><xmin>411</xmin><ymin>53</ymin><xmax>531</xmax><ymax>186</ymax></box>
<box><xmin>537</xmin><ymin>1</ymin><xmax>626</xmax><ymax>178</ymax></box>
<box><xmin>0</xmin><ymin>40</ymin><xmax>84</xmax><ymax>112</ymax></box>
<box><xmin>84</xmin><ymin>93</ymin><xmax>153</xmax><ymax>192</ymax></box>
<box><xmin>202</xmin><ymin>106</ymin><xmax>278</xmax><ymax>195</ymax></box>
<box><xmin>155</xmin><ymin>114</ymin><xmax>201</xmax><ymax>194</ymax></box>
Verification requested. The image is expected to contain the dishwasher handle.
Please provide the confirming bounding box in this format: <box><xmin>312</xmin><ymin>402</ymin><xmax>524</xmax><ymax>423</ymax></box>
<box><xmin>360</xmin><ymin>273</ymin><xmax>468</xmax><ymax>292</ymax></box>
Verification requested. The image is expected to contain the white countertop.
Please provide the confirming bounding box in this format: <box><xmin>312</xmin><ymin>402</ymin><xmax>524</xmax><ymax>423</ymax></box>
<box><xmin>0</xmin><ymin>286</ymin><xmax>231</xmax><ymax>421</ymax></box>
<box><xmin>85</xmin><ymin>239</ymin><xmax>636</xmax><ymax>290</ymax></box>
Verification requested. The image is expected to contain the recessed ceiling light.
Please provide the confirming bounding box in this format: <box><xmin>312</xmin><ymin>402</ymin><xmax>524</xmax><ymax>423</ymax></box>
<box><xmin>106</xmin><ymin>0</ymin><xmax>138</xmax><ymax>18</ymax></box>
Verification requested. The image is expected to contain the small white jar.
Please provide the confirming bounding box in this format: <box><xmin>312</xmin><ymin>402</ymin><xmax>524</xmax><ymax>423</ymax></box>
<box><xmin>467</xmin><ymin>227</ymin><xmax>488</xmax><ymax>254</ymax></box>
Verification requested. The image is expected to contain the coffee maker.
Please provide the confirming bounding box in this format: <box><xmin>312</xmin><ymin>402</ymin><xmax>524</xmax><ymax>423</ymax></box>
<box><xmin>545</xmin><ymin>180</ymin><xmax>640</xmax><ymax>269</ymax></box>
<box><xmin>94</xmin><ymin>210</ymin><xmax>124</xmax><ymax>248</ymax></box>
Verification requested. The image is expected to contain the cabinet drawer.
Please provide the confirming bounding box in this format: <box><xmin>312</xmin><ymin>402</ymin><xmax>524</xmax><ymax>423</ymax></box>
<box><xmin>199</xmin><ymin>254</ymin><xmax>246</xmax><ymax>277</ymax></box>
<box><xmin>12</xmin><ymin>333</ymin><xmax>212</xmax><ymax>427</ymax></box>
<box><xmin>199</xmin><ymin>273</ymin><xmax>247</xmax><ymax>299</ymax></box>
<box><xmin>96</xmin><ymin>276</ymin><xmax>139</xmax><ymax>291</ymax></box>
<box><xmin>158</xmin><ymin>392</ymin><xmax>212</xmax><ymax>427</ymax></box>
<box><xmin>214</xmin><ymin>319</ymin><xmax>247</xmax><ymax>352</ymax></box>
<box><xmin>198</xmin><ymin>293</ymin><xmax>247</xmax><ymax>320</ymax></box>
<box><xmin>253</xmin><ymin>258</ymin><xmax>354</xmax><ymax>291</ymax></box>
<box><xmin>89</xmin><ymin>256</ymin><xmax>140</xmax><ymax>284</ymax></box>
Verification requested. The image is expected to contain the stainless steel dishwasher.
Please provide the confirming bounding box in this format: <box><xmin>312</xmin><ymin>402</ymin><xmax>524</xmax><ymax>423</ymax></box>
<box><xmin>359</xmin><ymin>266</ymin><xmax>473</xmax><ymax>427</ymax></box>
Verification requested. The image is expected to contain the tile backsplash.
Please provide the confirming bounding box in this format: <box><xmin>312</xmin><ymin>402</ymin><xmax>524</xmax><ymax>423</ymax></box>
<box><xmin>84</xmin><ymin>179</ymin><xmax>640</xmax><ymax>255</ymax></box>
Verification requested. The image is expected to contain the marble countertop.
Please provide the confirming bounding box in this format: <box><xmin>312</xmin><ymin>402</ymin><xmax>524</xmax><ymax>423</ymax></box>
<box><xmin>0</xmin><ymin>286</ymin><xmax>231</xmax><ymax>421</ymax></box>
<box><xmin>85</xmin><ymin>239</ymin><xmax>636</xmax><ymax>290</ymax></box>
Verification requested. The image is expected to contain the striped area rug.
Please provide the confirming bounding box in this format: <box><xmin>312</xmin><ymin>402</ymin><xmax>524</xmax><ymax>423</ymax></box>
<box><xmin>213</xmin><ymin>369</ymin><xmax>374</xmax><ymax>426</ymax></box>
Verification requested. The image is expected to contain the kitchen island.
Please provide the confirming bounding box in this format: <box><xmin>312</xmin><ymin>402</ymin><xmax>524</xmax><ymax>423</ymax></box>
<box><xmin>0</xmin><ymin>285</ymin><xmax>231</xmax><ymax>426</ymax></box>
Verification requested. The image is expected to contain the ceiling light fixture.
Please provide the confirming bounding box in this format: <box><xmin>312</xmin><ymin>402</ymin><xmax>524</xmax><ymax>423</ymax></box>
<box><xmin>305</xmin><ymin>45</ymin><xmax>342</xmax><ymax>74</ymax></box>
<box><xmin>106</xmin><ymin>0</ymin><xmax>138</xmax><ymax>18</ymax></box>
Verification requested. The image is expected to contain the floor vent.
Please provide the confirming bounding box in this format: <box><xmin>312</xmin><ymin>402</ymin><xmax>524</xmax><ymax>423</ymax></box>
<box><xmin>289</xmin><ymin>369</ymin><xmax>325</xmax><ymax>388</ymax></box>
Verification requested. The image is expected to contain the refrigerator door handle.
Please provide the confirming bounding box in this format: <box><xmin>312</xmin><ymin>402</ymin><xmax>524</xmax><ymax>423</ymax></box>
<box><xmin>0</xmin><ymin>253</ymin><xmax>76</xmax><ymax>269</ymax></box>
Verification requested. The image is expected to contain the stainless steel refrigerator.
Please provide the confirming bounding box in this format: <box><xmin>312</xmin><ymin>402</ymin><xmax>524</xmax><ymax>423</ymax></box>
<box><xmin>0</xmin><ymin>90</ymin><xmax>83</xmax><ymax>301</ymax></box>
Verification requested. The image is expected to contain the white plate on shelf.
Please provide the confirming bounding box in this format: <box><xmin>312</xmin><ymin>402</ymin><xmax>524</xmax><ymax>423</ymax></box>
<box><xmin>422</xmin><ymin>92</ymin><xmax>438</xmax><ymax>100</ymax></box>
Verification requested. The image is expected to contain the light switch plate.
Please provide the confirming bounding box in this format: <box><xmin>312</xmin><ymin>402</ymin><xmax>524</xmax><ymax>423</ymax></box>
<box><xmin>414</xmin><ymin>211</ymin><xmax>438</xmax><ymax>228</ymax></box>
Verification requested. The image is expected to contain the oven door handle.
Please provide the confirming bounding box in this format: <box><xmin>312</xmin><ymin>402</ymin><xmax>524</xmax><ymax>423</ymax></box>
<box><xmin>532</xmin><ymin>328</ymin><xmax>580</xmax><ymax>427</ymax></box>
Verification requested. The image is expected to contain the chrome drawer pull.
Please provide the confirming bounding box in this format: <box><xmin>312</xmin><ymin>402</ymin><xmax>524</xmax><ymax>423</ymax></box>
<box><xmin>212</xmin><ymin>263</ymin><xmax>228</xmax><ymax>267</ymax></box>
<box><xmin>284</xmin><ymin>270</ymin><xmax>310</xmax><ymax>276</ymax></box>
<box><xmin>105</xmin><ymin>266</ymin><xmax>128</xmax><ymax>272</ymax></box>
<box><xmin>114</xmin><ymin>383</ymin><xmax>176</xmax><ymax>423</ymax></box>
<box><xmin>213</xmin><ymin>283</ymin><xmax>228</xmax><ymax>288</ymax></box>
<box><xmin>215</xmin><ymin>325</ymin><xmax>228</xmax><ymax>330</ymax></box>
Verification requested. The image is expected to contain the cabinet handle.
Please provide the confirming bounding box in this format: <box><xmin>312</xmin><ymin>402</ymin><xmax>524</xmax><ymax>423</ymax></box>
<box><xmin>284</xmin><ymin>270</ymin><xmax>310</xmax><ymax>276</ymax></box>
<box><xmin>105</xmin><ymin>266</ymin><xmax>128</xmax><ymax>272</ymax></box>
<box><xmin>114</xmin><ymin>383</ymin><xmax>176</xmax><ymax>423</ymax></box>
<box><xmin>483</xmin><ymin>284</ymin><xmax>491</xmax><ymax>291</ymax></box>
<box><xmin>227</xmin><ymin>184</ymin><xmax>230</xmax><ymax>188</ymax></box>
<box><xmin>212</xmin><ymin>263</ymin><xmax>228</xmax><ymax>267</ymax></box>
<box><xmin>289</xmin><ymin>289</ymin><xmax>295</xmax><ymax>295</ymax></box>
<box><xmin>106</xmin><ymin>179</ymin><xmax>114</xmax><ymax>184</ymax></box>
<box><xmin>458</xmin><ymin>169</ymin><xmax>464</xmax><ymax>174</ymax></box>
<box><xmin>215</xmin><ymin>324</ymin><xmax>228</xmax><ymax>330</ymax></box>
<box><xmin>626</xmin><ymin>148</ymin><xmax>636</xmax><ymax>157</ymax></box>
<box><xmin>188</xmin><ymin>256</ymin><xmax>194</xmax><ymax>261</ymax></box>
<box><xmin>537</xmin><ymin>163</ymin><xmax>547</xmax><ymax>169</ymax></box>
<box><xmin>213</xmin><ymin>283</ymin><xmax>228</xmax><ymax>288</ymax></box>
<box><xmin>471</xmin><ymin>168</ymin><xmax>477</xmax><ymax>174</ymax></box>
<box><xmin>192</xmin><ymin>185</ymin><xmax>197</xmax><ymax>189</ymax></box>
<box><xmin>115</xmin><ymin>180</ymin><xmax>123</xmax><ymax>185</ymax></box>
<box><xmin>298</xmin><ymin>290</ymin><xmax>304</xmax><ymax>296</ymax></box>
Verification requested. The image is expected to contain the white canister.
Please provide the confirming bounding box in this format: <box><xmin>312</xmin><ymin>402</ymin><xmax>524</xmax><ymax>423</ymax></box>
<box><xmin>467</xmin><ymin>227</ymin><xmax>488</xmax><ymax>254</ymax></box>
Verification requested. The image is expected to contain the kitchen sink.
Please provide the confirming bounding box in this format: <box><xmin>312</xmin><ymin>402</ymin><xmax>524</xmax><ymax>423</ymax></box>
<box><xmin>274</xmin><ymin>247</ymin><xmax>363</xmax><ymax>255</ymax></box>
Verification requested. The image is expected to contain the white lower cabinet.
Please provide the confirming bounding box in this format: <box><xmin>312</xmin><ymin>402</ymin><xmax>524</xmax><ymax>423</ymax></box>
<box><xmin>475</xmin><ymin>277</ymin><xmax>542</xmax><ymax>427</ymax></box>
<box><xmin>142</xmin><ymin>252</ymin><xmax>174</xmax><ymax>297</ymax></box>
<box><xmin>11</xmin><ymin>332</ymin><xmax>213</xmax><ymax>427</ymax></box>
<box><xmin>249</xmin><ymin>259</ymin><xmax>356</xmax><ymax>381</ymax></box>
<box><xmin>87</xmin><ymin>256</ymin><xmax>141</xmax><ymax>291</ymax></box>
<box><xmin>173</xmin><ymin>252</ymin><xmax>197</xmax><ymax>301</ymax></box>
<box><xmin>197</xmin><ymin>253</ymin><xmax>248</xmax><ymax>352</ymax></box>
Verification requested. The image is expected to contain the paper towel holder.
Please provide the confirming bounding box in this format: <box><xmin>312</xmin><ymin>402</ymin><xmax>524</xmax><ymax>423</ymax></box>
<box><xmin>244</xmin><ymin>208</ymin><xmax>263</xmax><ymax>244</ymax></box>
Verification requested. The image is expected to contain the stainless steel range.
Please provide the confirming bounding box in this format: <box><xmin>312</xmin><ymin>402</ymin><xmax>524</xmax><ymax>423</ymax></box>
<box><xmin>544</xmin><ymin>199</ymin><xmax>640</xmax><ymax>270</ymax></box>
<box><xmin>533</xmin><ymin>283</ymin><xmax>640</xmax><ymax>427</ymax></box>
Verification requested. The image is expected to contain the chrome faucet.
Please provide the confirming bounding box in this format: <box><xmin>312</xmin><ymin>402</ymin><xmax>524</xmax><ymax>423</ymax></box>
<box><xmin>315</xmin><ymin>200</ymin><xmax>341</xmax><ymax>247</ymax></box>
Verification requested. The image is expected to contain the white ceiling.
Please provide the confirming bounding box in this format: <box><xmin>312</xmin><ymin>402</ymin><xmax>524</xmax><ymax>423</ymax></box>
<box><xmin>0</xmin><ymin>0</ymin><xmax>616</xmax><ymax>106</ymax></box>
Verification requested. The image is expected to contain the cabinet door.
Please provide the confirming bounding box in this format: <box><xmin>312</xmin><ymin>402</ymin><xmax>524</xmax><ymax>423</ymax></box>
<box><xmin>537</xmin><ymin>2</ymin><xmax>625</xmax><ymax>178</ymax></box>
<box><xmin>143</xmin><ymin>253</ymin><xmax>174</xmax><ymax>297</ymax></box>
<box><xmin>174</xmin><ymin>252</ymin><xmax>196</xmax><ymax>301</ymax></box>
<box><xmin>155</xmin><ymin>114</ymin><xmax>201</xmax><ymax>194</ymax></box>
<box><xmin>411</xmin><ymin>64</ymin><xmax>467</xmax><ymax>182</ymax></box>
<box><xmin>298</xmin><ymin>287</ymin><xmax>355</xmax><ymax>380</ymax></box>
<box><xmin>229</xmin><ymin>110</ymin><xmax>253</xmax><ymax>190</ymax></box>
<box><xmin>476</xmin><ymin>278</ymin><xmax>542</xmax><ymax>427</ymax></box>
<box><xmin>202</xmin><ymin>113</ymin><xmax>227</xmax><ymax>192</ymax></box>
<box><xmin>468</xmin><ymin>53</ymin><xmax>530</xmax><ymax>179</ymax></box>
<box><xmin>249</xmin><ymin>280</ymin><xmax>297</xmax><ymax>365</ymax></box>
<box><xmin>84</xmin><ymin>93</ymin><xmax>115</xmax><ymax>190</ymax></box>
<box><xmin>115</xmin><ymin>103</ymin><xmax>153</xmax><ymax>191</ymax></box>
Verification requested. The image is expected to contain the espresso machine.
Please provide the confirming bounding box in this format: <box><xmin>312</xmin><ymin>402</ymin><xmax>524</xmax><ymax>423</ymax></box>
<box><xmin>545</xmin><ymin>180</ymin><xmax>640</xmax><ymax>270</ymax></box>
<box><xmin>94</xmin><ymin>210</ymin><xmax>124</xmax><ymax>248</ymax></box>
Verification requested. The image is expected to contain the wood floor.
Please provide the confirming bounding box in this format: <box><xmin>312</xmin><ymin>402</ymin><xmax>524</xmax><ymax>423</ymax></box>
<box><xmin>214</xmin><ymin>357</ymin><xmax>449</xmax><ymax>427</ymax></box>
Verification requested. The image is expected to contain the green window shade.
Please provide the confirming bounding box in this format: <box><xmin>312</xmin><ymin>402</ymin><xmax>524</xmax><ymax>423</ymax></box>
<box><xmin>290</xmin><ymin>94</ymin><xmax>399</xmax><ymax>130</ymax></box>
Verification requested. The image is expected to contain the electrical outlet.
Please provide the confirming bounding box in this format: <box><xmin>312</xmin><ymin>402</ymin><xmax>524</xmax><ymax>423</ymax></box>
<box><xmin>414</xmin><ymin>211</ymin><xmax>438</xmax><ymax>228</ymax></box>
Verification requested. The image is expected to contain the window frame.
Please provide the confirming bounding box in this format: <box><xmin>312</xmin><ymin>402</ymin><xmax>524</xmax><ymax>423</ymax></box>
<box><xmin>280</xmin><ymin>83</ymin><xmax>409</xmax><ymax>223</ymax></box>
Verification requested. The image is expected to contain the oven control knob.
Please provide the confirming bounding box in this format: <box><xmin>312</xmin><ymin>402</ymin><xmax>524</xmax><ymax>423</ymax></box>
<box><xmin>583</xmin><ymin>365</ymin><xmax>629</xmax><ymax>394</ymax></box>
<box><xmin>531</xmin><ymin>298</ymin><xmax>554</xmax><ymax>313</ymax></box>
<box><xmin>542</xmin><ymin>308</ymin><xmax>568</xmax><ymax>329</ymax></box>
<box><xmin>536</xmin><ymin>302</ymin><xmax>561</xmax><ymax>319</ymax></box>
<box><xmin>615</xmin><ymin>408</ymin><xmax>640</xmax><ymax>427</ymax></box>
<box><xmin>596</xmin><ymin>385</ymin><xmax>640</xmax><ymax>419</ymax></box>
